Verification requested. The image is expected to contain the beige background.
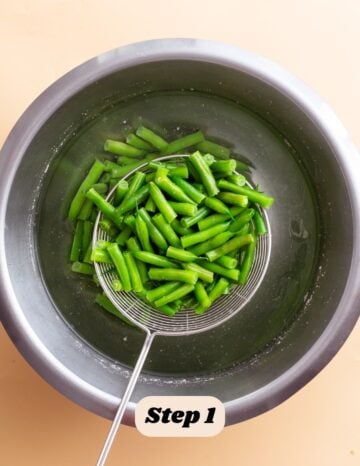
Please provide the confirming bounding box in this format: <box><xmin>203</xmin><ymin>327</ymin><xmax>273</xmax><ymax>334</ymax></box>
<box><xmin>1</xmin><ymin>1</ymin><xmax>360</xmax><ymax>465</ymax></box>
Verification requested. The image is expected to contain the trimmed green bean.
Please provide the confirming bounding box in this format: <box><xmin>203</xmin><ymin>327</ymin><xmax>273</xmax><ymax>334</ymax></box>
<box><xmin>126</xmin><ymin>133</ymin><xmax>153</xmax><ymax>150</ymax></box>
<box><xmin>90</xmin><ymin>248</ymin><xmax>113</xmax><ymax>264</ymax></box>
<box><xmin>166</xmin><ymin>246</ymin><xmax>197</xmax><ymax>262</ymax></box>
<box><xmin>155</xmin><ymin>169</ymin><xmax>195</xmax><ymax>204</ymax></box>
<box><xmin>199</xmin><ymin>261</ymin><xmax>240</xmax><ymax>281</ymax></box>
<box><xmin>168</xmin><ymin>202</ymin><xmax>197</xmax><ymax>217</ymax></box>
<box><xmin>86</xmin><ymin>188</ymin><xmax>122</xmax><ymax>227</ymax></box>
<box><xmin>236</xmin><ymin>160</ymin><xmax>251</xmax><ymax>172</ymax></box>
<box><xmin>198</xmin><ymin>207</ymin><xmax>243</xmax><ymax>231</ymax></box>
<box><xmin>138</xmin><ymin>208</ymin><xmax>168</xmax><ymax>251</ymax></box>
<box><xmin>149</xmin><ymin>162</ymin><xmax>189</xmax><ymax>179</ymax></box>
<box><xmin>182</xmin><ymin>262</ymin><xmax>214</xmax><ymax>283</ymax></box>
<box><xmin>111</xmin><ymin>278</ymin><xmax>123</xmax><ymax>292</ymax></box>
<box><xmin>217</xmin><ymin>192</ymin><xmax>249</xmax><ymax>208</ymax></box>
<box><xmin>83</xmin><ymin>244</ymin><xmax>93</xmax><ymax>264</ymax></box>
<box><xmin>120</xmin><ymin>171</ymin><xmax>146</xmax><ymax>206</ymax></box>
<box><xmin>171</xmin><ymin>219</ymin><xmax>195</xmax><ymax>236</ymax></box>
<box><xmin>213</xmin><ymin>170</ymin><xmax>233</xmax><ymax>179</ymax></box>
<box><xmin>145</xmin><ymin>196</ymin><xmax>156</xmax><ymax>212</ymax></box>
<box><xmin>154</xmin><ymin>284</ymin><xmax>194</xmax><ymax>308</ymax></box>
<box><xmin>146</xmin><ymin>282</ymin><xmax>182</xmax><ymax>302</ymax></box>
<box><xmin>68</xmin><ymin>160</ymin><xmax>105</xmax><ymax>221</ymax></box>
<box><xmin>136</xmin><ymin>126</ymin><xmax>168</xmax><ymax>150</ymax></box>
<box><xmin>215</xmin><ymin>255</ymin><xmax>238</xmax><ymax>269</ymax></box>
<box><xmin>99</xmin><ymin>219</ymin><xmax>118</xmax><ymax>238</ymax></box>
<box><xmin>148</xmin><ymin>268</ymin><xmax>198</xmax><ymax>285</ymax></box>
<box><xmin>206</xmin><ymin>234</ymin><xmax>255</xmax><ymax>262</ymax></box>
<box><xmin>115</xmin><ymin>185</ymin><xmax>149</xmax><ymax>215</ymax></box>
<box><xmin>107</xmin><ymin>243</ymin><xmax>132</xmax><ymax>291</ymax></box>
<box><xmin>194</xmin><ymin>282</ymin><xmax>211</xmax><ymax>312</ymax></box>
<box><xmin>217</xmin><ymin>180</ymin><xmax>274</xmax><ymax>208</ymax></box>
<box><xmin>126</xmin><ymin>237</ymin><xmax>149</xmax><ymax>283</ymax></box>
<box><xmin>189</xmin><ymin>231</ymin><xmax>234</xmax><ymax>256</ymax></box>
<box><xmin>203</xmin><ymin>153</ymin><xmax>216</xmax><ymax>165</ymax></box>
<box><xmin>135</xmin><ymin>214</ymin><xmax>153</xmax><ymax>253</ymax></box>
<box><xmin>211</xmin><ymin>159</ymin><xmax>236</xmax><ymax>173</ymax></box>
<box><xmin>133</xmin><ymin>251</ymin><xmax>179</xmax><ymax>268</ymax></box>
<box><xmin>229</xmin><ymin>208</ymin><xmax>255</xmax><ymax>232</ymax></box>
<box><xmin>253</xmin><ymin>210</ymin><xmax>267</xmax><ymax>235</ymax></box>
<box><xmin>123</xmin><ymin>214</ymin><xmax>136</xmax><ymax>232</ymax></box>
<box><xmin>78</xmin><ymin>199</ymin><xmax>93</xmax><ymax>221</ymax></box>
<box><xmin>170</xmin><ymin>175</ymin><xmax>206</xmax><ymax>204</ymax></box>
<box><xmin>106</xmin><ymin>156</ymin><xmax>155</xmax><ymax>179</ymax></box>
<box><xmin>161</xmin><ymin>131</ymin><xmax>205</xmax><ymax>155</ymax></box>
<box><xmin>91</xmin><ymin>183</ymin><xmax>108</xmax><ymax>194</ymax></box>
<box><xmin>124</xmin><ymin>252</ymin><xmax>143</xmax><ymax>292</ymax></box>
<box><xmin>186</xmin><ymin>160</ymin><xmax>201</xmax><ymax>182</ymax></box>
<box><xmin>180</xmin><ymin>207</ymin><xmax>210</xmax><ymax>229</ymax></box>
<box><xmin>189</xmin><ymin>151</ymin><xmax>219</xmax><ymax>197</ymax></box>
<box><xmin>152</xmin><ymin>214</ymin><xmax>181</xmax><ymax>248</ymax></box>
<box><xmin>70</xmin><ymin>221</ymin><xmax>83</xmax><ymax>262</ymax></box>
<box><xmin>208</xmin><ymin>278</ymin><xmax>230</xmax><ymax>302</ymax></box>
<box><xmin>149</xmin><ymin>181</ymin><xmax>177</xmax><ymax>223</ymax></box>
<box><xmin>71</xmin><ymin>261</ymin><xmax>94</xmax><ymax>275</ymax></box>
<box><xmin>239</xmin><ymin>235</ymin><xmax>257</xmax><ymax>285</ymax></box>
<box><xmin>115</xmin><ymin>225</ymin><xmax>132</xmax><ymax>246</ymax></box>
<box><xmin>104</xmin><ymin>139</ymin><xmax>146</xmax><ymax>157</ymax></box>
<box><xmin>196</xmin><ymin>140</ymin><xmax>230</xmax><ymax>159</ymax></box>
<box><xmin>114</xmin><ymin>180</ymin><xmax>129</xmax><ymax>206</ymax></box>
<box><xmin>81</xmin><ymin>221</ymin><xmax>93</xmax><ymax>259</ymax></box>
<box><xmin>227</xmin><ymin>174</ymin><xmax>246</xmax><ymax>186</ymax></box>
<box><xmin>204</xmin><ymin>197</ymin><xmax>232</xmax><ymax>217</ymax></box>
<box><xmin>180</xmin><ymin>222</ymin><xmax>230</xmax><ymax>248</ymax></box>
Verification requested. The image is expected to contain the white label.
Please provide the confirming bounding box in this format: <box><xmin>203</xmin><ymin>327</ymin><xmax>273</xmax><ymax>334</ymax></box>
<box><xmin>135</xmin><ymin>396</ymin><xmax>225</xmax><ymax>437</ymax></box>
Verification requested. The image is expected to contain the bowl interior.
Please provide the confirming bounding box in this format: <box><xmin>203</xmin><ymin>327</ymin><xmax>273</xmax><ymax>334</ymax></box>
<box><xmin>4</xmin><ymin>57</ymin><xmax>353</xmax><ymax>414</ymax></box>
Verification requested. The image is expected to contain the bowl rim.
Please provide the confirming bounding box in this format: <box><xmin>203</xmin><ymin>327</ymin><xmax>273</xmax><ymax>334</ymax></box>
<box><xmin>0</xmin><ymin>38</ymin><xmax>359</xmax><ymax>425</ymax></box>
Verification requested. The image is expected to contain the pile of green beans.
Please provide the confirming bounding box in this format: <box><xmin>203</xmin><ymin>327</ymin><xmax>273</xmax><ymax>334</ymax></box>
<box><xmin>68</xmin><ymin>125</ymin><xmax>274</xmax><ymax>319</ymax></box>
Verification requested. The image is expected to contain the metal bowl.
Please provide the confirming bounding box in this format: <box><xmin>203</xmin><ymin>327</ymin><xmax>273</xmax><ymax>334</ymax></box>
<box><xmin>1</xmin><ymin>39</ymin><xmax>359</xmax><ymax>425</ymax></box>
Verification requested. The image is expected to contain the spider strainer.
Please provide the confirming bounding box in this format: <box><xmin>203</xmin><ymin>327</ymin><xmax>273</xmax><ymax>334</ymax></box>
<box><xmin>94</xmin><ymin>155</ymin><xmax>271</xmax><ymax>466</ymax></box>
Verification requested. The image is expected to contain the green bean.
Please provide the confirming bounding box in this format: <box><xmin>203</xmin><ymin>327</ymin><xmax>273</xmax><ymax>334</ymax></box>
<box><xmin>193</xmin><ymin>183</ymin><xmax>205</xmax><ymax>193</ymax></box>
<box><xmin>91</xmin><ymin>183</ymin><xmax>108</xmax><ymax>194</ymax></box>
<box><xmin>83</xmin><ymin>244</ymin><xmax>93</xmax><ymax>264</ymax></box>
<box><xmin>111</xmin><ymin>278</ymin><xmax>123</xmax><ymax>292</ymax></box>
<box><xmin>198</xmin><ymin>207</ymin><xmax>244</xmax><ymax>231</ymax></box>
<box><xmin>126</xmin><ymin>133</ymin><xmax>153</xmax><ymax>150</ymax></box>
<box><xmin>95</xmin><ymin>293</ymin><xmax>134</xmax><ymax>325</ymax></box>
<box><xmin>155</xmin><ymin>169</ymin><xmax>195</xmax><ymax>204</ymax></box>
<box><xmin>113</xmin><ymin>180</ymin><xmax>129</xmax><ymax>206</ymax></box>
<box><xmin>152</xmin><ymin>214</ymin><xmax>181</xmax><ymax>248</ymax></box>
<box><xmin>136</xmin><ymin>126</ymin><xmax>168</xmax><ymax>150</ymax></box>
<box><xmin>124</xmin><ymin>252</ymin><xmax>143</xmax><ymax>292</ymax></box>
<box><xmin>189</xmin><ymin>231</ymin><xmax>234</xmax><ymax>256</ymax></box>
<box><xmin>215</xmin><ymin>255</ymin><xmax>238</xmax><ymax>269</ymax></box>
<box><xmin>217</xmin><ymin>180</ymin><xmax>274</xmax><ymax>208</ymax></box>
<box><xmin>135</xmin><ymin>214</ymin><xmax>153</xmax><ymax>253</ymax></box>
<box><xmin>217</xmin><ymin>192</ymin><xmax>248</xmax><ymax>208</ymax></box>
<box><xmin>107</xmin><ymin>243</ymin><xmax>132</xmax><ymax>291</ymax></box>
<box><xmin>182</xmin><ymin>262</ymin><xmax>214</xmax><ymax>283</ymax></box>
<box><xmin>186</xmin><ymin>160</ymin><xmax>201</xmax><ymax>182</ymax></box>
<box><xmin>180</xmin><ymin>222</ymin><xmax>230</xmax><ymax>248</ymax></box>
<box><xmin>90</xmin><ymin>248</ymin><xmax>113</xmax><ymax>264</ymax></box>
<box><xmin>236</xmin><ymin>223</ymin><xmax>251</xmax><ymax>236</ymax></box>
<box><xmin>210</xmin><ymin>159</ymin><xmax>236</xmax><ymax>173</ymax></box>
<box><xmin>104</xmin><ymin>139</ymin><xmax>146</xmax><ymax>157</ymax></box>
<box><xmin>86</xmin><ymin>188</ymin><xmax>122</xmax><ymax>227</ymax></box>
<box><xmin>123</xmin><ymin>214</ymin><xmax>136</xmax><ymax>232</ymax></box>
<box><xmin>213</xmin><ymin>170</ymin><xmax>233</xmax><ymax>179</ymax></box>
<box><xmin>166</xmin><ymin>246</ymin><xmax>198</xmax><ymax>262</ymax></box>
<box><xmin>194</xmin><ymin>282</ymin><xmax>211</xmax><ymax>311</ymax></box>
<box><xmin>78</xmin><ymin>199</ymin><xmax>93</xmax><ymax>221</ymax></box>
<box><xmin>70</xmin><ymin>220</ymin><xmax>83</xmax><ymax>262</ymax></box>
<box><xmin>161</xmin><ymin>131</ymin><xmax>205</xmax><ymax>155</ymax></box>
<box><xmin>204</xmin><ymin>197</ymin><xmax>232</xmax><ymax>217</ymax></box>
<box><xmin>154</xmin><ymin>284</ymin><xmax>195</xmax><ymax>308</ymax></box>
<box><xmin>168</xmin><ymin>202</ymin><xmax>197</xmax><ymax>217</ymax></box>
<box><xmin>202</xmin><ymin>153</ymin><xmax>216</xmax><ymax>165</ymax></box>
<box><xmin>68</xmin><ymin>160</ymin><xmax>105</xmax><ymax>221</ymax></box>
<box><xmin>236</xmin><ymin>160</ymin><xmax>251</xmax><ymax>172</ymax></box>
<box><xmin>227</xmin><ymin>174</ymin><xmax>246</xmax><ymax>186</ymax></box>
<box><xmin>99</xmin><ymin>219</ymin><xmax>118</xmax><ymax>238</ymax></box>
<box><xmin>81</xmin><ymin>221</ymin><xmax>93</xmax><ymax>259</ymax></box>
<box><xmin>148</xmin><ymin>268</ymin><xmax>198</xmax><ymax>285</ymax></box>
<box><xmin>71</xmin><ymin>261</ymin><xmax>94</xmax><ymax>275</ymax></box>
<box><xmin>106</xmin><ymin>157</ymin><xmax>155</xmax><ymax>179</ymax></box>
<box><xmin>199</xmin><ymin>261</ymin><xmax>240</xmax><ymax>281</ymax></box>
<box><xmin>170</xmin><ymin>175</ymin><xmax>206</xmax><ymax>204</ymax></box>
<box><xmin>180</xmin><ymin>206</ymin><xmax>210</xmax><ymax>228</ymax></box>
<box><xmin>239</xmin><ymin>235</ymin><xmax>257</xmax><ymax>285</ymax></box>
<box><xmin>92</xmin><ymin>274</ymin><xmax>100</xmax><ymax>286</ymax></box>
<box><xmin>196</xmin><ymin>140</ymin><xmax>230</xmax><ymax>159</ymax></box>
<box><xmin>115</xmin><ymin>225</ymin><xmax>132</xmax><ymax>246</ymax></box>
<box><xmin>149</xmin><ymin>181</ymin><xmax>177</xmax><ymax>223</ymax></box>
<box><xmin>229</xmin><ymin>209</ymin><xmax>255</xmax><ymax>232</ymax></box>
<box><xmin>171</xmin><ymin>219</ymin><xmax>195</xmax><ymax>236</ymax></box>
<box><xmin>253</xmin><ymin>210</ymin><xmax>267</xmax><ymax>235</ymax></box>
<box><xmin>120</xmin><ymin>171</ymin><xmax>146</xmax><ymax>206</ymax></box>
<box><xmin>115</xmin><ymin>185</ymin><xmax>149</xmax><ymax>214</ymax></box>
<box><xmin>126</xmin><ymin>237</ymin><xmax>149</xmax><ymax>283</ymax></box>
<box><xmin>146</xmin><ymin>282</ymin><xmax>182</xmax><ymax>302</ymax></box>
<box><xmin>95</xmin><ymin>239</ymin><xmax>111</xmax><ymax>249</ymax></box>
<box><xmin>138</xmin><ymin>208</ymin><xmax>168</xmax><ymax>251</ymax></box>
<box><xmin>208</xmin><ymin>278</ymin><xmax>230</xmax><ymax>302</ymax></box>
<box><xmin>148</xmin><ymin>162</ymin><xmax>189</xmax><ymax>178</ymax></box>
<box><xmin>189</xmin><ymin>151</ymin><xmax>219</xmax><ymax>197</ymax></box>
<box><xmin>100</xmin><ymin>172</ymin><xmax>112</xmax><ymax>183</ymax></box>
<box><xmin>133</xmin><ymin>251</ymin><xmax>179</xmax><ymax>268</ymax></box>
<box><xmin>145</xmin><ymin>196</ymin><xmax>156</xmax><ymax>212</ymax></box>
<box><xmin>206</xmin><ymin>234</ymin><xmax>255</xmax><ymax>262</ymax></box>
<box><xmin>146</xmin><ymin>172</ymin><xmax>155</xmax><ymax>183</ymax></box>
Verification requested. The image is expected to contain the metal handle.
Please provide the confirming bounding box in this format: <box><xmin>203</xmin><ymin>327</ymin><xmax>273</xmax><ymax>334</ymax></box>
<box><xmin>96</xmin><ymin>331</ymin><xmax>155</xmax><ymax>466</ymax></box>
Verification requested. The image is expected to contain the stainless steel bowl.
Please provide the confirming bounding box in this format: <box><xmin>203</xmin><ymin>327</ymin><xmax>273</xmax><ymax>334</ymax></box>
<box><xmin>1</xmin><ymin>39</ymin><xmax>359</xmax><ymax>425</ymax></box>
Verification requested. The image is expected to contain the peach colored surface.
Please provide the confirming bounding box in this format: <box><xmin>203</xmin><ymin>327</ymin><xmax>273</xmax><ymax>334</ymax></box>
<box><xmin>1</xmin><ymin>1</ymin><xmax>360</xmax><ymax>465</ymax></box>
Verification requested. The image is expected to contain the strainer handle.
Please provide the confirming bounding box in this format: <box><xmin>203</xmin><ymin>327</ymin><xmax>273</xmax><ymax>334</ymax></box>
<box><xmin>96</xmin><ymin>331</ymin><xmax>155</xmax><ymax>466</ymax></box>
